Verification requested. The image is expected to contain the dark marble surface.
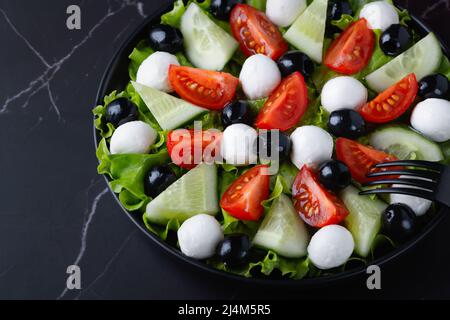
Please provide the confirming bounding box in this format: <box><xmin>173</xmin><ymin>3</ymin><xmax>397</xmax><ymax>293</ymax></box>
<box><xmin>0</xmin><ymin>0</ymin><xmax>449</xmax><ymax>300</ymax></box>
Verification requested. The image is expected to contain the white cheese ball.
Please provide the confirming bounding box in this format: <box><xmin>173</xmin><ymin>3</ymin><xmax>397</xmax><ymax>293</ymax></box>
<box><xmin>359</xmin><ymin>1</ymin><xmax>399</xmax><ymax>31</ymax></box>
<box><xmin>411</xmin><ymin>98</ymin><xmax>450</xmax><ymax>142</ymax></box>
<box><xmin>136</xmin><ymin>51</ymin><xmax>180</xmax><ymax>93</ymax></box>
<box><xmin>110</xmin><ymin>121</ymin><xmax>157</xmax><ymax>155</ymax></box>
<box><xmin>266</xmin><ymin>0</ymin><xmax>307</xmax><ymax>27</ymax></box>
<box><xmin>177</xmin><ymin>214</ymin><xmax>224</xmax><ymax>260</ymax></box>
<box><xmin>390</xmin><ymin>176</ymin><xmax>432</xmax><ymax>217</ymax></box>
<box><xmin>308</xmin><ymin>225</ymin><xmax>355</xmax><ymax>270</ymax></box>
<box><xmin>221</xmin><ymin>124</ymin><xmax>258</xmax><ymax>166</ymax></box>
<box><xmin>290</xmin><ymin>126</ymin><xmax>334</xmax><ymax>170</ymax></box>
<box><xmin>240</xmin><ymin>54</ymin><xmax>282</xmax><ymax>100</ymax></box>
<box><xmin>321</xmin><ymin>77</ymin><xmax>368</xmax><ymax>113</ymax></box>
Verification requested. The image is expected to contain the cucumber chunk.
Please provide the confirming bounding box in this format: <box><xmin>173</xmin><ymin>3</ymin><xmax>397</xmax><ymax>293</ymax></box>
<box><xmin>369</xmin><ymin>125</ymin><xmax>444</xmax><ymax>161</ymax></box>
<box><xmin>181</xmin><ymin>3</ymin><xmax>238</xmax><ymax>71</ymax></box>
<box><xmin>366</xmin><ymin>33</ymin><xmax>443</xmax><ymax>92</ymax></box>
<box><xmin>145</xmin><ymin>164</ymin><xmax>220</xmax><ymax>226</ymax></box>
<box><xmin>132</xmin><ymin>81</ymin><xmax>207</xmax><ymax>131</ymax></box>
<box><xmin>341</xmin><ymin>186</ymin><xmax>388</xmax><ymax>258</ymax></box>
<box><xmin>284</xmin><ymin>0</ymin><xmax>328</xmax><ymax>63</ymax></box>
<box><xmin>253</xmin><ymin>194</ymin><xmax>309</xmax><ymax>258</ymax></box>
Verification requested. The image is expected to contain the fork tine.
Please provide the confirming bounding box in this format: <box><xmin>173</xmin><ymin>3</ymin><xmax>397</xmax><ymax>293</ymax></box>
<box><xmin>374</xmin><ymin>160</ymin><xmax>444</xmax><ymax>172</ymax></box>
<box><xmin>367</xmin><ymin>169</ymin><xmax>441</xmax><ymax>181</ymax></box>
<box><xmin>359</xmin><ymin>188</ymin><xmax>435</xmax><ymax>201</ymax></box>
<box><xmin>364</xmin><ymin>178</ymin><xmax>436</xmax><ymax>190</ymax></box>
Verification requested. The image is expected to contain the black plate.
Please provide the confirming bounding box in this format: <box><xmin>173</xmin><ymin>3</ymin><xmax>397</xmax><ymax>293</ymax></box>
<box><xmin>94</xmin><ymin>2</ymin><xmax>450</xmax><ymax>287</ymax></box>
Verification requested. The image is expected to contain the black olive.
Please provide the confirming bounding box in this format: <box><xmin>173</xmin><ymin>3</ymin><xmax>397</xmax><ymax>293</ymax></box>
<box><xmin>148</xmin><ymin>24</ymin><xmax>184</xmax><ymax>54</ymax></box>
<box><xmin>419</xmin><ymin>73</ymin><xmax>450</xmax><ymax>100</ymax></box>
<box><xmin>328</xmin><ymin>0</ymin><xmax>353</xmax><ymax>21</ymax></box>
<box><xmin>382</xmin><ymin>204</ymin><xmax>418</xmax><ymax>243</ymax></box>
<box><xmin>380</xmin><ymin>24</ymin><xmax>412</xmax><ymax>57</ymax></box>
<box><xmin>105</xmin><ymin>98</ymin><xmax>139</xmax><ymax>127</ymax></box>
<box><xmin>256</xmin><ymin>130</ymin><xmax>292</xmax><ymax>162</ymax></box>
<box><xmin>144</xmin><ymin>165</ymin><xmax>177</xmax><ymax>198</ymax></box>
<box><xmin>327</xmin><ymin>109</ymin><xmax>367</xmax><ymax>139</ymax></box>
<box><xmin>216</xmin><ymin>234</ymin><xmax>251</xmax><ymax>267</ymax></box>
<box><xmin>222</xmin><ymin>100</ymin><xmax>255</xmax><ymax>128</ymax></box>
<box><xmin>210</xmin><ymin>0</ymin><xmax>244</xmax><ymax>20</ymax></box>
<box><xmin>277</xmin><ymin>51</ymin><xmax>315</xmax><ymax>79</ymax></box>
<box><xmin>318</xmin><ymin>160</ymin><xmax>352</xmax><ymax>191</ymax></box>
<box><xmin>326</xmin><ymin>1</ymin><xmax>353</xmax><ymax>36</ymax></box>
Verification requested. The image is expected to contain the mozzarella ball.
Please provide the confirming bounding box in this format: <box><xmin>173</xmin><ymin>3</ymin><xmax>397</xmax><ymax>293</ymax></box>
<box><xmin>290</xmin><ymin>126</ymin><xmax>334</xmax><ymax>170</ymax></box>
<box><xmin>136</xmin><ymin>51</ymin><xmax>179</xmax><ymax>93</ymax></box>
<box><xmin>221</xmin><ymin>124</ymin><xmax>258</xmax><ymax>166</ymax></box>
<box><xmin>359</xmin><ymin>1</ymin><xmax>399</xmax><ymax>31</ymax></box>
<box><xmin>178</xmin><ymin>214</ymin><xmax>224</xmax><ymax>260</ymax></box>
<box><xmin>321</xmin><ymin>77</ymin><xmax>368</xmax><ymax>113</ymax></box>
<box><xmin>240</xmin><ymin>54</ymin><xmax>282</xmax><ymax>100</ymax></box>
<box><xmin>110</xmin><ymin>121</ymin><xmax>157</xmax><ymax>155</ymax></box>
<box><xmin>308</xmin><ymin>225</ymin><xmax>355</xmax><ymax>270</ymax></box>
<box><xmin>266</xmin><ymin>0</ymin><xmax>307</xmax><ymax>27</ymax></box>
<box><xmin>390</xmin><ymin>176</ymin><xmax>432</xmax><ymax>217</ymax></box>
<box><xmin>411</xmin><ymin>98</ymin><xmax>450</xmax><ymax>142</ymax></box>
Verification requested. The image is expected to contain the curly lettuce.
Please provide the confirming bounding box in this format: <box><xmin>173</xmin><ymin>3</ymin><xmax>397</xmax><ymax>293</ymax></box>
<box><xmin>96</xmin><ymin>139</ymin><xmax>170</xmax><ymax>212</ymax></box>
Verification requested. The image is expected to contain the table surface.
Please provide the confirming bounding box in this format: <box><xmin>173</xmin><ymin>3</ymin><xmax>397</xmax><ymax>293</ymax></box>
<box><xmin>1</xmin><ymin>0</ymin><xmax>450</xmax><ymax>300</ymax></box>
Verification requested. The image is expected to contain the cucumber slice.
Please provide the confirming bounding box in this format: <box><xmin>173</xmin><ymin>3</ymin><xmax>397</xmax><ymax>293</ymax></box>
<box><xmin>181</xmin><ymin>3</ymin><xmax>238</xmax><ymax>71</ymax></box>
<box><xmin>366</xmin><ymin>33</ymin><xmax>443</xmax><ymax>92</ymax></box>
<box><xmin>369</xmin><ymin>125</ymin><xmax>444</xmax><ymax>161</ymax></box>
<box><xmin>132</xmin><ymin>81</ymin><xmax>207</xmax><ymax>131</ymax></box>
<box><xmin>341</xmin><ymin>186</ymin><xmax>388</xmax><ymax>258</ymax></box>
<box><xmin>284</xmin><ymin>0</ymin><xmax>328</xmax><ymax>63</ymax></box>
<box><xmin>145</xmin><ymin>164</ymin><xmax>220</xmax><ymax>226</ymax></box>
<box><xmin>253</xmin><ymin>194</ymin><xmax>309</xmax><ymax>258</ymax></box>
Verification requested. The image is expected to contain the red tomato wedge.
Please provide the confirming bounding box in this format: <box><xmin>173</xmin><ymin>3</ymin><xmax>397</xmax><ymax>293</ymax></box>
<box><xmin>336</xmin><ymin>138</ymin><xmax>399</xmax><ymax>184</ymax></box>
<box><xmin>230</xmin><ymin>4</ymin><xmax>288</xmax><ymax>60</ymax></box>
<box><xmin>292</xmin><ymin>166</ymin><xmax>349</xmax><ymax>228</ymax></box>
<box><xmin>220</xmin><ymin>165</ymin><xmax>270</xmax><ymax>221</ymax></box>
<box><xmin>324</xmin><ymin>18</ymin><xmax>375</xmax><ymax>75</ymax></box>
<box><xmin>168</xmin><ymin>65</ymin><xmax>239</xmax><ymax>110</ymax></box>
<box><xmin>359</xmin><ymin>73</ymin><xmax>418</xmax><ymax>123</ymax></box>
<box><xmin>167</xmin><ymin>130</ymin><xmax>222</xmax><ymax>170</ymax></box>
<box><xmin>255</xmin><ymin>72</ymin><xmax>309</xmax><ymax>131</ymax></box>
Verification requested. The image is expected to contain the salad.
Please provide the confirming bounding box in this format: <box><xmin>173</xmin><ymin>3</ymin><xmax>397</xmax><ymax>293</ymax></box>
<box><xmin>94</xmin><ymin>0</ymin><xmax>450</xmax><ymax>279</ymax></box>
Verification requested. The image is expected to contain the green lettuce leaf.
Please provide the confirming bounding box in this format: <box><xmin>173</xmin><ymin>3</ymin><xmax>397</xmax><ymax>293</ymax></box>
<box><xmin>248</xmin><ymin>98</ymin><xmax>267</xmax><ymax>114</ymax></box>
<box><xmin>246</xmin><ymin>0</ymin><xmax>266</xmax><ymax>11</ymax></box>
<box><xmin>209</xmin><ymin>250</ymin><xmax>310</xmax><ymax>279</ymax></box>
<box><xmin>128</xmin><ymin>40</ymin><xmax>193</xmax><ymax>82</ymax></box>
<box><xmin>129</xmin><ymin>40</ymin><xmax>154</xmax><ymax>81</ymax></box>
<box><xmin>161</xmin><ymin>0</ymin><xmax>232</xmax><ymax>33</ymax></box>
<box><xmin>161</xmin><ymin>0</ymin><xmax>188</xmax><ymax>28</ymax></box>
<box><xmin>96</xmin><ymin>139</ymin><xmax>170</xmax><ymax>211</ymax></box>
<box><xmin>331</xmin><ymin>14</ymin><xmax>355</xmax><ymax>30</ymax></box>
<box><xmin>299</xmin><ymin>97</ymin><xmax>329</xmax><ymax>129</ymax></box>
<box><xmin>143</xmin><ymin>214</ymin><xmax>181</xmax><ymax>241</ymax></box>
<box><xmin>356</xmin><ymin>29</ymin><xmax>392</xmax><ymax>79</ymax></box>
<box><xmin>441</xmin><ymin>140</ymin><xmax>450</xmax><ymax>165</ymax></box>
<box><xmin>278</xmin><ymin>162</ymin><xmax>298</xmax><ymax>194</ymax></box>
<box><xmin>437</xmin><ymin>56</ymin><xmax>450</xmax><ymax>80</ymax></box>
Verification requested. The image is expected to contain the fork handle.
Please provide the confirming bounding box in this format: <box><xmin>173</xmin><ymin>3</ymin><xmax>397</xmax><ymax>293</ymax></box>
<box><xmin>436</xmin><ymin>169</ymin><xmax>450</xmax><ymax>208</ymax></box>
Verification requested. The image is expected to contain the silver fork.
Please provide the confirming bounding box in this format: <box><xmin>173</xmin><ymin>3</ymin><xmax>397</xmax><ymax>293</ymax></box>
<box><xmin>358</xmin><ymin>160</ymin><xmax>450</xmax><ymax>207</ymax></box>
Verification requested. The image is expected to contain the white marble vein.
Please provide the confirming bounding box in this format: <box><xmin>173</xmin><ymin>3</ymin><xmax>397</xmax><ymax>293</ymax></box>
<box><xmin>421</xmin><ymin>0</ymin><xmax>450</xmax><ymax>19</ymax></box>
<box><xmin>57</xmin><ymin>186</ymin><xmax>110</xmax><ymax>300</ymax></box>
<box><xmin>0</xmin><ymin>0</ymin><xmax>147</xmax><ymax>120</ymax></box>
<box><xmin>74</xmin><ymin>231</ymin><xmax>137</xmax><ymax>300</ymax></box>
